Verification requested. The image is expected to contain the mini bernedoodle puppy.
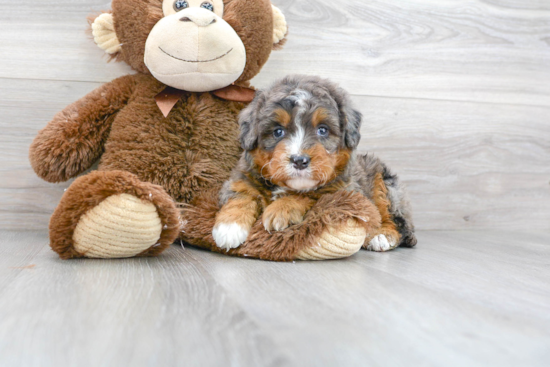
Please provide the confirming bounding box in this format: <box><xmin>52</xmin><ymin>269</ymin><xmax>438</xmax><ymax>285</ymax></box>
<box><xmin>213</xmin><ymin>75</ymin><xmax>417</xmax><ymax>252</ymax></box>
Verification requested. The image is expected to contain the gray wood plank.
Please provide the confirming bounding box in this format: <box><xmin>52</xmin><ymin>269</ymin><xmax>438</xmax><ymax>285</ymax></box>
<box><xmin>0</xmin><ymin>79</ymin><xmax>96</xmax><ymax>229</ymax></box>
<box><xmin>1</xmin><ymin>230</ymin><xmax>548</xmax><ymax>366</ymax></box>
<box><xmin>190</xmin><ymin>230</ymin><xmax>550</xmax><ymax>367</ymax></box>
<box><xmin>1</xmin><ymin>0</ymin><xmax>549</xmax><ymax>106</ymax></box>
<box><xmin>0</xmin><ymin>231</ymin><xmax>47</xmax><ymax>294</ymax></box>
<box><xmin>0</xmin><ymin>2</ymin><xmax>133</xmax><ymax>83</ymax></box>
<box><xmin>0</xmin><ymin>231</ymin><xmax>290</xmax><ymax>367</ymax></box>
<box><xmin>357</xmin><ymin>95</ymin><xmax>550</xmax><ymax>230</ymax></box>
<box><xmin>257</xmin><ymin>0</ymin><xmax>550</xmax><ymax>106</ymax></box>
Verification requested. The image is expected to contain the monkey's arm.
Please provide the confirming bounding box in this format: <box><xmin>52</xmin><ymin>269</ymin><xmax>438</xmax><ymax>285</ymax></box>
<box><xmin>29</xmin><ymin>75</ymin><xmax>136</xmax><ymax>183</ymax></box>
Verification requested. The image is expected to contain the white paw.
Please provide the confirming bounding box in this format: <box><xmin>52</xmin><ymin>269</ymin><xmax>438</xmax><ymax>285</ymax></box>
<box><xmin>367</xmin><ymin>234</ymin><xmax>396</xmax><ymax>252</ymax></box>
<box><xmin>212</xmin><ymin>223</ymin><xmax>250</xmax><ymax>251</ymax></box>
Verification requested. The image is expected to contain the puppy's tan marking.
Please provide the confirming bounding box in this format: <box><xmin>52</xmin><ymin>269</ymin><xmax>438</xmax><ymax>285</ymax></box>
<box><xmin>333</xmin><ymin>149</ymin><xmax>352</xmax><ymax>176</ymax></box>
<box><xmin>274</xmin><ymin>108</ymin><xmax>291</xmax><ymax>127</ymax></box>
<box><xmin>263</xmin><ymin>196</ymin><xmax>316</xmax><ymax>232</ymax></box>
<box><xmin>250</xmin><ymin>148</ymin><xmax>273</xmax><ymax>177</ymax></box>
<box><xmin>213</xmin><ymin>193</ymin><xmax>260</xmax><ymax>250</ymax></box>
<box><xmin>251</xmin><ymin>144</ymin><xmax>291</xmax><ymax>187</ymax></box>
<box><xmin>215</xmin><ymin>196</ymin><xmax>260</xmax><ymax>229</ymax></box>
<box><xmin>230</xmin><ymin>180</ymin><xmax>261</xmax><ymax>198</ymax></box>
<box><xmin>311</xmin><ymin>108</ymin><xmax>329</xmax><ymax>127</ymax></box>
<box><xmin>304</xmin><ymin>144</ymin><xmax>351</xmax><ymax>186</ymax></box>
<box><xmin>231</xmin><ymin>179</ymin><xmax>271</xmax><ymax>208</ymax></box>
<box><xmin>364</xmin><ymin>172</ymin><xmax>400</xmax><ymax>247</ymax></box>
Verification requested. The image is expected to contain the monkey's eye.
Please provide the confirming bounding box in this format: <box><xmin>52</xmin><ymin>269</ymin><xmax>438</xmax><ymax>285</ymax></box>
<box><xmin>174</xmin><ymin>0</ymin><xmax>189</xmax><ymax>11</ymax></box>
<box><xmin>273</xmin><ymin>127</ymin><xmax>286</xmax><ymax>139</ymax></box>
<box><xmin>317</xmin><ymin>126</ymin><xmax>329</xmax><ymax>137</ymax></box>
<box><xmin>201</xmin><ymin>2</ymin><xmax>214</xmax><ymax>11</ymax></box>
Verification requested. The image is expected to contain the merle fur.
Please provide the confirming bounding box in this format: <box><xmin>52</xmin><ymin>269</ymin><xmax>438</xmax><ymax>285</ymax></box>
<box><xmin>222</xmin><ymin>75</ymin><xmax>416</xmax><ymax>248</ymax></box>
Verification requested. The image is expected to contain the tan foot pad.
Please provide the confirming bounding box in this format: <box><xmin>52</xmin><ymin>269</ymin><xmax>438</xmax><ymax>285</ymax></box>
<box><xmin>73</xmin><ymin>194</ymin><xmax>163</xmax><ymax>258</ymax></box>
<box><xmin>296</xmin><ymin>219</ymin><xmax>367</xmax><ymax>261</ymax></box>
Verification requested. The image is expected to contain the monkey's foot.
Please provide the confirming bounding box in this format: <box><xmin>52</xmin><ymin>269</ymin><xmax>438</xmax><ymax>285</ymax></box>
<box><xmin>50</xmin><ymin>171</ymin><xmax>181</xmax><ymax>259</ymax></box>
<box><xmin>73</xmin><ymin>193</ymin><xmax>164</xmax><ymax>258</ymax></box>
<box><xmin>296</xmin><ymin>219</ymin><xmax>368</xmax><ymax>260</ymax></box>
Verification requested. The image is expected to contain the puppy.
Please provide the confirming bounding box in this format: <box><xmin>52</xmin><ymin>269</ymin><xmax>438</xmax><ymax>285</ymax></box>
<box><xmin>213</xmin><ymin>75</ymin><xmax>416</xmax><ymax>252</ymax></box>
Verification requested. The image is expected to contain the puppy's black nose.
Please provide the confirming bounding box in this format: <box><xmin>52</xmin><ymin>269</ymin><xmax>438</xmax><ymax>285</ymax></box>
<box><xmin>290</xmin><ymin>155</ymin><xmax>311</xmax><ymax>170</ymax></box>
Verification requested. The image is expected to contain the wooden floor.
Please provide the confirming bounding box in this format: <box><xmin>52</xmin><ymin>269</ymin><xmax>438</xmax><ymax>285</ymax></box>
<box><xmin>0</xmin><ymin>1</ymin><xmax>549</xmax><ymax>365</ymax></box>
<box><xmin>1</xmin><ymin>230</ymin><xmax>549</xmax><ymax>366</ymax></box>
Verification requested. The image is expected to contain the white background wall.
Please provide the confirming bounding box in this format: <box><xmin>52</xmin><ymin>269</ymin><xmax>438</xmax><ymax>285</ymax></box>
<box><xmin>0</xmin><ymin>0</ymin><xmax>549</xmax><ymax>230</ymax></box>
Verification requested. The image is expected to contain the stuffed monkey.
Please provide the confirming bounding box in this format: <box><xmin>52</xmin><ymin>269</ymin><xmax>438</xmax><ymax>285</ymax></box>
<box><xmin>30</xmin><ymin>0</ymin><xmax>378</xmax><ymax>261</ymax></box>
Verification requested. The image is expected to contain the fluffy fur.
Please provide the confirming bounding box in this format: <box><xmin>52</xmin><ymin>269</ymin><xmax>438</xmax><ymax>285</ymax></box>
<box><xmin>181</xmin><ymin>189</ymin><xmax>382</xmax><ymax>261</ymax></box>
<box><xmin>213</xmin><ymin>75</ymin><xmax>417</xmax><ymax>252</ymax></box>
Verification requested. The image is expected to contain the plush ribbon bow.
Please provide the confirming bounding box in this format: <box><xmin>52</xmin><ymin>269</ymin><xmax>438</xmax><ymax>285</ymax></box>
<box><xmin>155</xmin><ymin>85</ymin><xmax>256</xmax><ymax>118</ymax></box>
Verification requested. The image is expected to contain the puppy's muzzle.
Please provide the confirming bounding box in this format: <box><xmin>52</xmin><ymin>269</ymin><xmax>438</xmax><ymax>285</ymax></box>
<box><xmin>290</xmin><ymin>155</ymin><xmax>311</xmax><ymax>170</ymax></box>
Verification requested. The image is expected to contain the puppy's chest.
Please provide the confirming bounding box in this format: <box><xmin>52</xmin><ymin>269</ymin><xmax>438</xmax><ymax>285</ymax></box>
<box><xmin>266</xmin><ymin>180</ymin><xmax>351</xmax><ymax>204</ymax></box>
<box><xmin>269</xmin><ymin>187</ymin><xmax>290</xmax><ymax>202</ymax></box>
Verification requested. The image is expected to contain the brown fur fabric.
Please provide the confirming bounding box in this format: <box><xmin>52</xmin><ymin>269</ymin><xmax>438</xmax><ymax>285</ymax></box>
<box><xmin>30</xmin><ymin>0</ymin><xmax>281</xmax><ymax>259</ymax></box>
<box><xmin>180</xmin><ymin>189</ymin><xmax>382</xmax><ymax>261</ymax></box>
<box><xmin>95</xmin><ymin>74</ymin><xmax>245</xmax><ymax>203</ymax></box>
<box><xmin>50</xmin><ymin>170</ymin><xmax>181</xmax><ymax>259</ymax></box>
<box><xmin>30</xmin><ymin>73</ymin><xmax>245</xmax><ymax>203</ymax></box>
<box><xmin>29</xmin><ymin>75</ymin><xmax>135</xmax><ymax>183</ymax></box>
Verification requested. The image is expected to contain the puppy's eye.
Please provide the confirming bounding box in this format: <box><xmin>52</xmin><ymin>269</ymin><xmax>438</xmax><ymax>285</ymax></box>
<box><xmin>174</xmin><ymin>0</ymin><xmax>189</xmax><ymax>11</ymax></box>
<box><xmin>201</xmin><ymin>2</ymin><xmax>214</xmax><ymax>11</ymax></box>
<box><xmin>273</xmin><ymin>128</ymin><xmax>286</xmax><ymax>139</ymax></box>
<box><xmin>317</xmin><ymin>126</ymin><xmax>329</xmax><ymax>137</ymax></box>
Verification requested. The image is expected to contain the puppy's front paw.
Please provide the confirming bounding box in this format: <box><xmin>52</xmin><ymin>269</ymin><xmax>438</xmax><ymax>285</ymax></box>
<box><xmin>213</xmin><ymin>223</ymin><xmax>250</xmax><ymax>250</ymax></box>
<box><xmin>262</xmin><ymin>206</ymin><xmax>305</xmax><ymax>232</ymax></box>
<box><xmin>366</xmin><ymin>234</ymin><xmax>397</xmax><ymax>252</ymax></box>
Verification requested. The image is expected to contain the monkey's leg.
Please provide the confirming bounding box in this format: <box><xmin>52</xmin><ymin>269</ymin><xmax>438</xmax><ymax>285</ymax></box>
<box><xmin>49</xmin><ymin>170</ymin><xmax>181</xmax><ymax>259</ymax></box>
<box><xmin>182</xmin><ymin>189</ymin><xmax>381</xmax><ymax>261</ymax></box>
<box><xmin>364</xmin><ymin>172</ymin><xmax>403</xmax><ymax>252</ymax></box>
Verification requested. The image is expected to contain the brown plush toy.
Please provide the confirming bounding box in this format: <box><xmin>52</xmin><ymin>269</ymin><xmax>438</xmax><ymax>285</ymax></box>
<box><xmin>30</xmin><ymin>0</ymin><xmax>379</xmax><ymax>261</ymax></box>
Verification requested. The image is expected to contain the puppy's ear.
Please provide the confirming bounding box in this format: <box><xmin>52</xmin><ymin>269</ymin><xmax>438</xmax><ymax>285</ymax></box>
<box><xmin>239</xmin><ymin>92</ymin><xmax>263</xmax><ymax>151</ymax></box>
<box><xmin>343</xmin><ymin>107</ymin><xmax>362</xmax><ymax>150</ymax></box>
<box><xmin>328</xmin><ymin>81</ymin><xmax>363</xmax><ymax>150</ymax></box>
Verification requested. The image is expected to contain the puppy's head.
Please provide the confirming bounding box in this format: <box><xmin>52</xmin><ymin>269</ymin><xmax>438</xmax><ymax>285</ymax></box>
<box><xmin>239</xmin><ymin>75</ymin><xmax>362</xmax><ymax>191</ymax></box>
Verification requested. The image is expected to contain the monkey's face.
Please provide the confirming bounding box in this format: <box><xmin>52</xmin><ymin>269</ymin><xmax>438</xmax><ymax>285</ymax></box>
<box><xmin>144</xmin><ymin>0</ymin><xmax>246</xmax><ymax>92</ymax></box>
<box><xmin>92</xmin><ymin>0</ymin><xmax>287</xmax><ymax>91</ymax></box>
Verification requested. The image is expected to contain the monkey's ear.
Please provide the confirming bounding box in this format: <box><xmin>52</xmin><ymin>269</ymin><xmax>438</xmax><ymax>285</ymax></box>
<box><xmin>271</xmin><ymin>5</ymin><xmax>288</xmax><ymax>49</ymax></box>
<box><xmin>239</xmin><ymin>92</ymin><xmax>263</xmax><ymax>151</ymax></box>
<box><xmin>91</xmin><ymin>13</ymin><xmax>122</xmax><ymax>55</ymax></box>
<box><xmin>343</xmin><ymin>108</ymin><xmax>363</xmax><ymax>150</ymax></box>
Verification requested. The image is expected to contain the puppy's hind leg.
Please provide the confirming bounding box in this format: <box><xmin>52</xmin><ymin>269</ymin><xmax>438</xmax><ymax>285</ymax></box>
<box><xmin>365</xmin><ymin>171</ymin><xmax>402</xmax><ymax>252</ymax></box>
<box><xmin>357</xmin><ymin>155</ymin><xmax>417</xmax><ymax>251</ymax></box>
<box><xmin>380</xmin><ymin>165</ymin><xmax>417</xmax><ymax>248</ymax></box>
